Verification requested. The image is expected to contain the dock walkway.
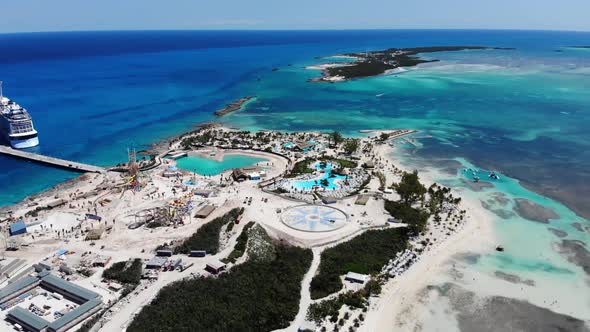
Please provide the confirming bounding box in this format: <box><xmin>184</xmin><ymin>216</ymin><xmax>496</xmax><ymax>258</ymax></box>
<box><xmin>0</xmin><ymin>146</ymin><xmax>106</xmax><ymax>174</ymax></box>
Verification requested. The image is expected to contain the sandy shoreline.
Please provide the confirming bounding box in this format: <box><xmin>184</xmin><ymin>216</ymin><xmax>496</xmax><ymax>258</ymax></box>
<box><xmin>357</xmin><ymin>143</ymin><xmax>498</xmax><ymax>331</ymax></box>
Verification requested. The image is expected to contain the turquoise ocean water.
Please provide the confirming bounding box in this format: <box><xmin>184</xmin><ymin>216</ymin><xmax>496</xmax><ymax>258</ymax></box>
<box><xmin>1</xmin><ymin>30</ymin><xmax>589</xmax><ymax>321</ymax></box>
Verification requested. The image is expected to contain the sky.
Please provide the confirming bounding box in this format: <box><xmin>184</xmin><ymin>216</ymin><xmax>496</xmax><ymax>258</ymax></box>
<box><xmin>0</xmin><ymin>0</ymin><xmax>589</xmax><ymax>33</ymax></box>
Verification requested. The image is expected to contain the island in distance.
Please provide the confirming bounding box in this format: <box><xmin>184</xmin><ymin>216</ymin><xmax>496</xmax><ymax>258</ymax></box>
<box><xmin>309</xmin><ymin>46</ymin><xmax>514</xmax><ymax>82</ymax></box>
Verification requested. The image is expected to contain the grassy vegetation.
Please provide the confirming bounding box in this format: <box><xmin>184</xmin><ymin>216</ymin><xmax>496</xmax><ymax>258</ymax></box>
<box><xmin>307</xmin><ymin>279</ymin><xmax>381</xmax><ymax>324</ymax></box>
<box><xmin>310</xmin><ymin>228</ymin><xmax>410</xmax><ymax>299</ymax></box>
<box><xmin>128</xmin><ymin>239</ymin><xmax>312</xmax><ymax>332</ymax></box>
<box><xmin>287</xmin><ymin>158</ymin><xmax>315</xmax><ymax>177</ymax></box>
<box><xmin>288</xmin><ymin>157</ymin><xmax>358</xmax><ymax>179</ymax></box>
<box><xmin>308</xmin><ymin>291</ymin><xmax>367</xmax><ymax>323</ymax></box>
<box><xmin>222</xmin><ymin>221</ymin><xmax>255</xmax><ymax>264</ymax></box>
<box><xmin>320</xmin><ymin>157</ymin><xmax>357</xmax><ymax>169</ymax></box>
<box><xmin>174</xmin><ymin>208</ymin><xmax>244</xmax><ymax>255</ymax></box>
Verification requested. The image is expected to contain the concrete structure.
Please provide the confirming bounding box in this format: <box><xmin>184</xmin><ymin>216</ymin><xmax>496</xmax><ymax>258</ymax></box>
<box><xmin>146</xmin><ymin>257</ymin><xmax>167</xmax><ymax>269</ymax></box>
<box><xmin>6</xmin><ymin>307</ymin><xmax>48</xmax><ymax>332</ymax></box>
<box><xmin>1</xmin><ymin>272</ymin><xmax>103</xmax><ymax>332</ymax></box>
<box><xmin>232</xmin><ymin>169</ymin><xmax>248</xmax><ymax>182</ymax></box>
<box><xmin>46</xmin><ymin>199</ymin><xmax>67</xmax><ymax>209</ymax></box>
<box><xmin>39</xmin><ymin>273</ymin><xmax>100</xmax><ymax>304</ymax></box>
<box><xmin>167</xmin><ymin>152</ymin><xmax>187</xmax><ymax>159</ymax></box>
<box><xmin>232</xmin><ymin>167</ymin><xmax>263</xmax><ymax>182</ymax></box>
<box><xmin>189</xmin><ymin>250</ymin><xmax>207</xmax><ymax>257</ymax></box>
<box><xmin>0</xmin><ymin>146</ymin><xmax>106</xmax><ymax>174</ymax></box>
<box><xmin>156</xmin><ymin>250</ymin><xmax>173</xmax><ymax>257</ymax></box>
<box><xmin>321</xmin><ymin>196</ymin><xmax>337</xmax><ymax>204</ymax></box>
<box><xmin>205</xmin><ymin>260</ymin><xmax>226</xmax><ymax>274</ymax></box>
<box><xmin>345</xmin><ymin>272</ymin><xmax>369</xmax><ymax>284</ymax></box>
<box><xmin>194</xmin><ymin>205</ymin><xmax>215</xmax><ymax>219</ymax></box>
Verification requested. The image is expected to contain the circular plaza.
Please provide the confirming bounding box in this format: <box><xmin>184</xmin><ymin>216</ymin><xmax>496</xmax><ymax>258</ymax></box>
<box><xmin>281</xmin><ymin>204</ymin><xmax>348</xmax><ymax>232</ymax></box>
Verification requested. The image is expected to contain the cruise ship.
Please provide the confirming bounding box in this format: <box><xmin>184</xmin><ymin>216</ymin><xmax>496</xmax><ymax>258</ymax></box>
<box><xmin>0</xmin><ymin>82</ymin><xmax>39</xmax><ymax>149</ymax></box>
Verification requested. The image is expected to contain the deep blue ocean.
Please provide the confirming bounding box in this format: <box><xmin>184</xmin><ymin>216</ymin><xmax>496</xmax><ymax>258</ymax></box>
<box><xmin>0</xmin><ymin>30</ymin><xmax>589</xmax><ymax>217</ymax></box>
<box><xmin>2</xmin><ymin>30</ymin><xmax>590</xmax><ymax>324</ymax></box>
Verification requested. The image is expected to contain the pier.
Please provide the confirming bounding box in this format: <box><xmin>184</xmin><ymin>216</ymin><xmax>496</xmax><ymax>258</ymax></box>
<box><xmin>0</xmin><ymin>146</ymin><xmax>106</xmax><ymax>174</ymax></box>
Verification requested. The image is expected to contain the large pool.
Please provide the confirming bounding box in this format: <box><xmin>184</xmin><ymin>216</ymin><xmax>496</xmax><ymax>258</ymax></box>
<box><xmin>291</xmin><ymin>162</ymin><xmax>347</xmax><ymax>190</ymax></box>
<box><xmin>175</xmin><ymin>154</ymin><xmax>267</xmax><ymax>176</ymax></box>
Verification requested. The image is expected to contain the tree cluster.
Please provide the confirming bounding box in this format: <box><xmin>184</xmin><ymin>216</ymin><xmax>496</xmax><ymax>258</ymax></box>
<box><xmin>174</xmin><ymin>208</ymin><xmax>244</xmax><ymax>254</ymax></box>
<box><xmin>223</xmin><ymin>221</ymin><xmax>255</xmax><ymax>264</ymax></box>
<box><xmin>384</xmin><ymin>200</ymin><xmax>430</xmax><ymax>235</ymax></box>
<box><xmin>343</xmin><ymin>138</ymin><xmax>360</xmax><ymax>155</ymax></box>
<box><xmin>102</xmin><ymin>258</ymin><xmax>143</xmax><ymax>286</ymax></box>
<box><xmin>392</xmin><ymin>170</ymin><xmax>426</xmax><ymax>206</ymax></box>
<box><xmin>128</xmin><ymin>244</ymin><xmax>312</xmax><ymax>332</ymax></box>
<box><xmin>310</xmin><ymin>228</ymin><xmax>409</xmax><ymax>299</ymax></box>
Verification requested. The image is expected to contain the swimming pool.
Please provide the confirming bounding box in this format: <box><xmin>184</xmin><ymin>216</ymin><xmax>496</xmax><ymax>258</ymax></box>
<box><xmin>175</xmin><ymin>154</ymin><xmax>267</xmax><ymax>176</ymax></box>
<box><xmin>291</xmin><ymin>162</ymin><xmax>347</xmax><ymax>190</ymax></box>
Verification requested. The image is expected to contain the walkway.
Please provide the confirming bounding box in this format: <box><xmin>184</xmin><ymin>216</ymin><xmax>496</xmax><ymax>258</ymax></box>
<box><xmin>0</xmin><ymin>145</ymin><xmax>106</xmax><ymax>173</ymax></box>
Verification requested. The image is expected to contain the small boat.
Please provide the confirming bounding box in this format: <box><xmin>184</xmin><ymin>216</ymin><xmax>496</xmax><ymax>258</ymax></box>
<box><xmin>489</xmin><ymin>172</ymin><xmax>500</xmax><ymax>180</ymax></box>
<box><xmin>496</xmin><ymin>245</ymin><xmax>505</xmax><ymax>252</ymax></box>
<box><xmin>473</xmin><ymin>176</ymin><xmax>480</xmax><ymax>183</ymax></box>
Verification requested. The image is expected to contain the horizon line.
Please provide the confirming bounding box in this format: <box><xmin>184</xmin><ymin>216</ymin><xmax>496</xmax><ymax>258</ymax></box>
<box><xmin>2</xmin><ymin>27</ymin><xmax>590</xmax><ymax>36</ymax></box>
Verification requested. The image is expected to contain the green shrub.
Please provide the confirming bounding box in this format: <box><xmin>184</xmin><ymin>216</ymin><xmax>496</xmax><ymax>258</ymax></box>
<box><xmin>384</xmin><ymin>200</ymin><xmax>430</xmax><ymax>235</ymax></box>
<box><xmin>223</xmin><ymin>222</ymin><xmax>255</xmax><ymax>263</ymax></box>
<box><xmin>103</xmin><ymin>258</ymin><xmax>143</xmax><ymax>286</ymax></box>
<box><xmin>310</xmin><ymin>228</ymin><xmax>409</xmax><ymax>299</ymax></box>
<box><xmin>174</xmin><ymin>208</ymin><xmax>244</xmax><ymax>254</ymax></box>
<box><xmin>128</xmin><ymin>242</ymin><xmax>312</xmax><ymax>332</ymax></box>
<box><xmin>307</xmin><ymin>291</ymin><xmax>367</xmax><ymax>324</ymax></box>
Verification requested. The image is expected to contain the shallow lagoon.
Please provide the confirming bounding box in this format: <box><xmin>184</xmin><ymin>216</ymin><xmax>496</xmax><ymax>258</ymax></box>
<box><xmin>175</xmin><ymin>154</ymin><xmax>266</xmax><ymax>176</ymax></box>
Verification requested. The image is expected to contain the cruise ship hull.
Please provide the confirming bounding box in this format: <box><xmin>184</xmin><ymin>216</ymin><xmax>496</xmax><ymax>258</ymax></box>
<box><xmin>10</xmin><ymin>135</ymin><xmax>39</xmax><ymax>149</ymax></box>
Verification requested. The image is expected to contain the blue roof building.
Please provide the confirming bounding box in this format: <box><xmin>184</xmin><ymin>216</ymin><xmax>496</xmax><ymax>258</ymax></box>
<box><xmin>9</xmin><ymin>220</ymin><xmax>27</xmax><ymax>236</ymax></box>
